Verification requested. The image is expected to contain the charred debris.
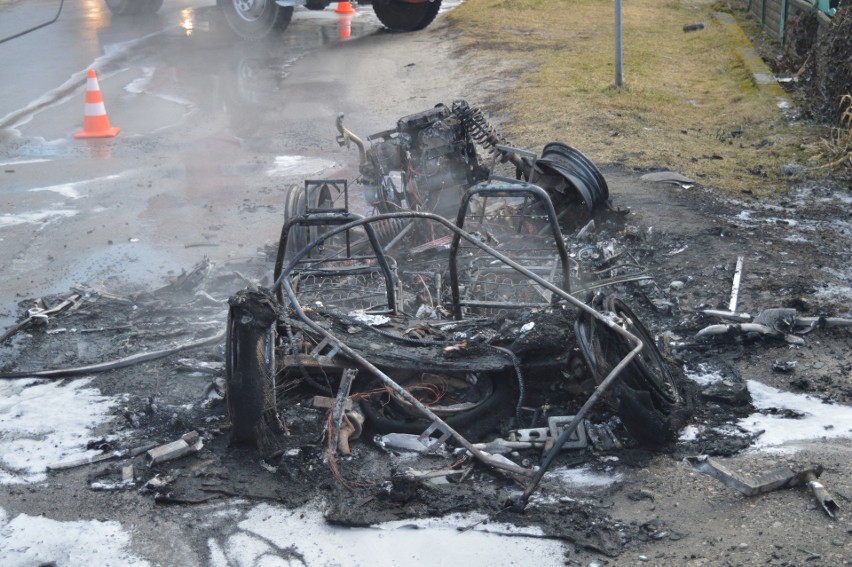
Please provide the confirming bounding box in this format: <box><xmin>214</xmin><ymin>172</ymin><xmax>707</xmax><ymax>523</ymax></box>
<box><xmin>224</xmin><ymin>101</ymin><xmax>847</xmax><ymax>516</ymax></box>
<box><xmin>221</xmin><ymin>101</ymin><xmax>696</xmax><ymax>507</ymax></box>
<box><xmin>224</xmin><ymin>102</ymin><xmax>718</xmax><ymax>508</ymax></box>
<box><xmin>1</xmin><ymin>102</ymin><xmax>846</xmax><ymax>530</ymax></box>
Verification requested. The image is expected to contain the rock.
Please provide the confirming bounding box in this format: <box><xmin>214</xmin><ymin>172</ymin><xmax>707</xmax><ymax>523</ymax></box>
<box><xmin>772</xmin><ymin>360</ymin><xmax>798</xmax><ymax>373</ymax></box>
<box><xmin>700</xmin><ymin>381</ymin><xmax>751</xmax><ymax>407</ymax></box>
<box><xmin>781</xmin><ymin>163</ymin><xmax>805</xmax><ymax>176</ymax></box>
<box><xmin>641</xmin><ymin>171</ymin><xmax>695</xmax><ymax>184</ymax></box>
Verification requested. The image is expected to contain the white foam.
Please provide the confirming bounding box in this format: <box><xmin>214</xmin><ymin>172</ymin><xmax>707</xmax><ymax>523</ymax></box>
<box><xmin>267</xmin><ymin>155</ymin><xmax>336</xmax><ymax>177</ymax></box>
<box><xmin>684</xmin><ymin>362</ymin><xmax>727</xmax><ymax>386</ymax></box>
<box><xmin>679</xmin><ymin>424</ymin><xmax>699</xmax><ymax>442</ymax></box>
<box><xmin>124</xmin><ymin>67</ymin><xmax>156</xmax><ymax>95</ymax></box>
<box><xmin>543</xmin><ymin>466</ymin><xmax>624</xmax><ymax>488</ymax></box>
<box><xmin>814</xmin><ymin>282</ymin><xmax>852</xmax><ymax>306</ymax></box>
<box><xmin>0</xmin><ymin>506</ymin><xmax>150</xmax><ymax>566</ymax></box>
<box><xmin>738</xmin><ymin>380</ymin><xmax>852</xmax><ymax>453</ymax></box>
<box><xmin>216</xmin><ymin>501</ymin><xmax>564</xmax><ymax>566</ymax></box>
<box><xmin>0</xmin><ymin>378</ymin><xmax>117</xmax><ymax>483</ymax></box>
<box><xmin>0</xmin><ymin>158</ymin><xmax>50</xmax><ymax>167</ymax></box>
<box><xmin>0</xmin><ymin>208</ymin><xmax>78</xmax><ymax>229</ymax></box>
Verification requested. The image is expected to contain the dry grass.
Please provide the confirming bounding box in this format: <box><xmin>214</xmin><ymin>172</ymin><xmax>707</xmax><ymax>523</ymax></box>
<box><xmin>804</xmin><ymin>94</ymin><xmax>852</xmax><ymax>173</ymax></box>
<box><xmin>445</xmin><ymin>0</ymin><xmax>824</xmax><ymax>195</ymax></box>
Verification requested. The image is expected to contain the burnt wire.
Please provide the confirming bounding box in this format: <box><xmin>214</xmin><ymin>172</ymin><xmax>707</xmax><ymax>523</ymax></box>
<box><xmin>283</xmin><ymin>315</ymin><xmax>334</xmax><ymax>396</ymax></box>
<box><xmin>330</xmin><ymin>311</ymin><xmax>528</xmax><ymax>426</ymax></box>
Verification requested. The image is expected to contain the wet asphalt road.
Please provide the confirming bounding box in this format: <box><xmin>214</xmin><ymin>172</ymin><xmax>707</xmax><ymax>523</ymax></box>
<box><xmin>0</xmin><ymin>1</ymin><xmax>462</xmax><ymax>329</ymax></box>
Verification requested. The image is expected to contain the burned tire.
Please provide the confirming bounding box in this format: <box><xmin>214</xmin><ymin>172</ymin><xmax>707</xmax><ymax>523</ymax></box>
<box><xmin>576</xmin><ymin>296</ymin><xmax>687</xmax><ymax>447</ymax></box>
<box><xmin>273</xmin><ymin>182</ymin><xmax>343</xmax><ymax>301</ymax></box>
<box><xmin>219</xmin><ymin>0</ymin><xmax>293</xmax><ymax>40</ymax></box>
<box><xmin>225</xmin><ymin>288</ymin><xmax>283</xmax><ymax>446</ymax></box>
<box><xmin>372</xmin><ymin>0</ymin><xmax>442</xmax><ymax>32</ymax></box>
<box><xmin>361</xmin><ymin>373</ymin><xmax>513</xmax><ymax>441</ymax></box>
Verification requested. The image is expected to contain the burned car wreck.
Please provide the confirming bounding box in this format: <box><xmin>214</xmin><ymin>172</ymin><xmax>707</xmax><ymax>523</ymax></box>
<box><xmin>224</xmin><ymin>101</ymin><xmax>693</xmax><ymax>509</ymax></box>
<box><xmin>3</xmin><ymin>99</ymin><xmax>848</xmax><ymax>562</ymax></box>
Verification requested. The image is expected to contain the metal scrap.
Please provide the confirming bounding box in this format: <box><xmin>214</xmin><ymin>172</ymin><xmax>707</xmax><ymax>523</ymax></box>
<box><xmin>220</xmin><ymin>104</ymin><xmax>691</xmax><ymax>512</ymax></box>
<box><xmin>147</xmin><ymin>431</ymin><xmax>202</xmax><ymax>465</ymax></box>
<box><xmin>0</xmin><ymin>292</ymin><xmax>82</xmax><ymax>344</ymax></box>
<box><xmin>687</xmin><ymin>455</ymin><xmax>839</xmax><ymax>518</ymax></box>
<box><xmin>329</xmin><ymin>369</ymin><xmax>357</xmax><ymax>455</ymax></box>
<box><xmin>696</xmin><ymin>256</ymin><xmax>852</xmax><ymax>344</ymax></box>
<box><xmin>697</xmin><ymin>308</ymin><xmax>852</xmax><ymax>344</ymax></box>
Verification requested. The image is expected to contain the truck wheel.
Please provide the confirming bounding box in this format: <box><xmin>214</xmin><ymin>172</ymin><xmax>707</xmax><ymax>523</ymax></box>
<box><xmin>225</xmin><ymin>288</ymin><xmax>284</xmax><ymax>446</ymax></box>
<box><xmin>105</xmin><ymin>0</ymin><xmax>138</xmax><ymax>15</ymax></box>
<box><xmin>372</xmin><ymin>0</ymin><xmax>442</xmax><ymax>32</ymax></box>
<box><xmin>220</xmin><ymin>0</ymin><xmax>293</xmax><ymax>40</ymax></box>
<box><xmin>143</xmin><ymin>0</ymin><xmax>163</xmax><ymax>14</ymax></box>
<box><xmin>104</xmin><ymin>0</ymin><xmax>161</xmax><ymax>15</ymax></box>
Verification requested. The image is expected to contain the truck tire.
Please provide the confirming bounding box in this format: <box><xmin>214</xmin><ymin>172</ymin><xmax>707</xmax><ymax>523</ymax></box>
<box><xmin>372</xmin><ymin>0</ymin><xmax>442</xmax><ymax>32</ymax></box>
<box><xmin>219</xmin><ymin>0</ymin><xmax>293</xmax><ymax>40</ymax></box>
<box><xmin>104</xmin><ymin>0</ymin><xmax>162</xmax><ymax>15</ymax></box>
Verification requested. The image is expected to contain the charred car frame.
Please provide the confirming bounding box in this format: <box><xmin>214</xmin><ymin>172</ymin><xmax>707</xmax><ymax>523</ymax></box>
<box><xmin>225</xmin><ymin>103</ymin><xmax>690</xmax><ymax>509</ymax></box>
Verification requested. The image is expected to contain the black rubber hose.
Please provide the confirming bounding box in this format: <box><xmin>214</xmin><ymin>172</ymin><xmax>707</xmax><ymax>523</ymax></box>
<box><xmin>0</xmin><ymin>331</ymin><xmax>224</xmax><ymax>380</ymax></box>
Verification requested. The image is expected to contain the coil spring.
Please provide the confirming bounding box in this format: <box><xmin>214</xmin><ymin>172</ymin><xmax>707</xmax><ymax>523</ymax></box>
<box><xmin>372</xmin><ymin>216</ymin><xmax>409</xmax><ymax>245</ymax></box>
<box><xmin>451</xmin><ymin>100</ymin><xmax>510</xmax><ymax>156</ymax></box>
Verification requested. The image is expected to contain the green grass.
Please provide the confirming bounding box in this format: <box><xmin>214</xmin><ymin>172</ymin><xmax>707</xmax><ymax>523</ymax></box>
<box><xmin>446</xmin><ymin>0</ymin><xmax>823</xmax><ymax>194</ymax></box>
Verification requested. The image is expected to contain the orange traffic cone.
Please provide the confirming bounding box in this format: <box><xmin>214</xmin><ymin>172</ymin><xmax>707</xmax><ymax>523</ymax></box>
<box><xmin>74</xmin><ymin>69</ymin><xmax>120</xmax><ymax>139</ymax></box>
<box><xmin>335</xmin><ymin>2</ymin><xmax>355</xmax><ymax>15</ymax></box>
<box><xmin>338</xmin><ymin>14</ymin><xmax>352</xmax><ymax>39</ymax></box>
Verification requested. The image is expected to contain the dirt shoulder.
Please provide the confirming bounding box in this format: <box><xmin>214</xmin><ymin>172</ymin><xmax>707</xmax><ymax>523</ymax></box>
<box><xmin>445</xmin><ymin>0</ymin><xmax>845</xmax><ymax>196</ymax></box>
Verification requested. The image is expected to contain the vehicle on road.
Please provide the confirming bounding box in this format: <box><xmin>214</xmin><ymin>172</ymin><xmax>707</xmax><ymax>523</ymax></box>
<box><xmin>104</xmin><ymin>0</ymin><xmax>443</xmax><ymax>40</ymax></box>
